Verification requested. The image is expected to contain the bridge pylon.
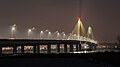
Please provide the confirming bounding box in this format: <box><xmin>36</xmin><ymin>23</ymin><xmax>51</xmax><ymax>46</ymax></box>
<box><xmin>87</xmin><ymin>26</ymin><xmax>94</xmax><ymax>40</ymax></box>
<box><xmin>68</xmin><ymin>18</ymin><xmax>86</xmax><ymax>40</ymax></box>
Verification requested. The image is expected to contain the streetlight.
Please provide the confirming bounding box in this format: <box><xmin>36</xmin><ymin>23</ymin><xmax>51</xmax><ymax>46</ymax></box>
<box><xmin>44</xmin><ymin>29</ymin><xmax>49</xmax><ymax>39</ymax></box>
<box><xmin>62</xmin><ymin>32</ymin><xmax>66</xmax><ymax>40</ymax></box>
<box><xmin>57</xmin><ymin>32</ymin><xmax>60</xmax><ymax>40</ymax></box>
<box><xmin>27</xmin><ymin>27</ymin><xmax>36</xmax><ymax>39</ymax></box>
<box><xmin>28</xmin><ymin>29</ymin><xmax>32</xmax><ymax>39</ymax></box>
<box><xmin>40</xmin><ymin>31</ymin><xmax>43</xmax><ymax>39</ymax></box>
<box><xmin>48</xmin><ymin>31</ymin><xmax>51</xmax><ymax>39</ymax></box>
<box><xmin>11</xmin><ymin>24</ymin><xmax>16</xmax><ymax>38</ymax></box>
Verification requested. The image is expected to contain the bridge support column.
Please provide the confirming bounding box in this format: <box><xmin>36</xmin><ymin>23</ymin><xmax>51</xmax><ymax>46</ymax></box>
<box><xmin>89</xmin><ymin>43</ymin><xmax>94</xmax><ymax>51</ymax></box>
<box><xmin>64</xmin><ymin>44</ymin><xmax>67</xmax><ymax>53</ymax></box>
<box><xmin>79</xmin><ymin>44</ymin><xmax>81</xmax><ymax>51</ymax></box>
<box><xmin>70</xmin><ymin>44</ymin><xmax>73</xmax><ymax>52</ymax></box>
<box><xmin>76</xmin><ymin>44</ymin><xmax>79</xmax><ymax>52</ymax></box>
<box><xmin>47</xmin><ymin>44</ymin><xmax>51</xmax><ymax>53</ymax></box>
<box><xmin>13</xmin><ymin>46</ymin><xmax>17</xmax><ymax>54</ymax></box>
<box><xmin>33</xmin><ymin>45</ymin><xmax>37</xmax><ymax>54</ymax></box>
<box><xmin>21</xmin><ymin>46</ymin><xmax>24</xmax><ymax>53</ymax></box>
<box><xmin>37</xmin><ymin>45</ymin><xmax>40</xmax><ymax>53</ymax></box>
<box><xmin>94</xmin><ymin>44</ymin><xmax>97</xmax><ymax>50</ymax></box>
<box><xmin>57</xmin><ymin>44</ymin><xmax>60</xmax><ymax>53</ymax></box>
<box><xmin>0</xmin><ymin>46</ymin><xmax>2</xmax><ymax>54</ymax></box>
<box><xmin>91</xmin><ymin>44</ymin><xmax>96</xmax><ymax>50</ymax></box>
<box><xmin>88</xmin><ymin>43</ymin><xmax>91</xmax><ymax>50</ymax></box>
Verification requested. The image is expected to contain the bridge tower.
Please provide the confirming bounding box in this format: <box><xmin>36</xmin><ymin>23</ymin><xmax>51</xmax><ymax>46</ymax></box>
<box><xmin>68</xmin><ymin>18</ymin><xmax>86</xmax><ymax>40</ymax></box>
<box><xmin>87</xmin><ymin>26</ymin><xmax>94</xmax><ymax>40</ymax></box>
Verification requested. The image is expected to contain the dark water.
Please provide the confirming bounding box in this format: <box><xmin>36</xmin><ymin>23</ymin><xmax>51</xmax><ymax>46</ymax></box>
<box><xmin>0</xmin><ymin>52</ymin><xmax>119</xmax><ymax>67</ymax></box>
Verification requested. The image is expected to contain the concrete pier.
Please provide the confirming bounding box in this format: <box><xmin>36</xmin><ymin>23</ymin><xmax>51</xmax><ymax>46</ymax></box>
<box><xmin>57</xmin><ymin>44</ymin><xmax>60</xmax><ymax>53</ymax></box>
<box><xmin>47</xmin><ymin>44</ymin><xmax>51</xmax><ymax>53</ymax></box>
<box><xmin>13</xmin><ymin>46</ymin><xmax>17</xmax><ymax>54</ymax></box>
<box><xmin>21</xmin><ymin>46</ymin><xmax>24</xmax><ymax>53</ymax></box>
<box><xmin>64</xmin><ymin>44</ymin><xmax>67</xmax><ymax>53</ymax></box>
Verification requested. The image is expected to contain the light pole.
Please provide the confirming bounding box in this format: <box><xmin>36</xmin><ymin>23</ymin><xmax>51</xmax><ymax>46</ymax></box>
<box><xmin>28</xmin><ymin>29</ymin><xmax>32</xmax><ymax>39</ymax></box>
<box><xmin>11</xmin><ymin>24</ymin><xmax>16</xmax><ymax>38</ymax></box>
<box><xmin>54</xmin><ymin>31</ymin><xmax>59</xmax><ymax>40</ymax></box>
<box><xmin>62</xmin><ymin>32</ymin><xmax>66</xmax><ymax>40</ymax></box>
<box><xmin>27</xmin><ymin>27</ymin><xmax>36</xmax><ymax>39</ymax></box>
<box><xmin>48</xmin><ymin>31</ymin><xmax>51</xmax><ymax>39</ymax></box>
<box><xmin>44</xmin><ymin>29</ymin><xmax>49</xmax><ymax>39</ymax></box>
<box><xmin>57</xmin><ymin>32</ymin><xmax>60</xmax><ymax>40</ymax></box>
<box><xmin>40</xmin><ymin>31</ymin><xmax>43</xmax><ymax>39</ymax></box>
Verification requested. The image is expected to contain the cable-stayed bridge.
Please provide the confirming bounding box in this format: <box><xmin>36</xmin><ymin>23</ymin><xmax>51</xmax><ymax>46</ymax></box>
<box><xmin>0</xmin><ymin>18</ymin><xmax>98</xmax><ymax>54</ymax></box>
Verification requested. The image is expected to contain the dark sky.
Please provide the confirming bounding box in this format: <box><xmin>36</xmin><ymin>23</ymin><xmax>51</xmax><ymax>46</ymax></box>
<box><xmin>0</xmin><ymin>0</ymin><xmax>120</xmax><ymax>43</ymax></box>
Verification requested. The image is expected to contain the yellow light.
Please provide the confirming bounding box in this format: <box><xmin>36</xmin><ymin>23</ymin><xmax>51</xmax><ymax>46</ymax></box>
<box><xmin>77</xmin><ymin>18</ymin><xmax>81</xmax><ymax>38</ymax></box>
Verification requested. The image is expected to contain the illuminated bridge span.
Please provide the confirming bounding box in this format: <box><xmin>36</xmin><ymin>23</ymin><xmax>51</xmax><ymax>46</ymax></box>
<box><xmin>0</xmin><ymin>18</ymin><xmax>97</xmax><ymax>54</ymax></box>
<box><xmin>0</xmin><ymin>39</ymin><xmax>96</xmax><ymax>54</ymax></box>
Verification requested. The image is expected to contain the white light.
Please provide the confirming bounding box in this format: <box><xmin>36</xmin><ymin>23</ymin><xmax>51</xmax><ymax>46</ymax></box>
<box><xmin>11</xmin><ymin>24</ymin><xmax>16</xmax><ymax>38</ymax></box>
<box><xmin>84</xmin><ymin>51</ymin><xmax>87</xmax><ymax>53</ymax></box>
<box><xmin>84</xmin><ymin>46</ymin><xmax>87</xmax><ymax>49</ymax></box>
<box><xmin>11</xmin><ymin>24</ymin><xmax>16</xmax><ymax>31</ymax></box>
<box><xmin>40</xmin><ymin>31</ymin><xmax>43</xmax><ymax>34</ymax></box>
<box><xmin>57</xmin><ymin>32</ymin><xmax>60</xmax><ymax>35</ymax></box>
<box><xmin>63</xmin><ymin>33</ymin><xmax>66</xmax><ymax>36</ymax></box>
<box><xmin>48</xmin><ymin>32</ymin><xmax>51</xmax><ymax>35</ymax></box>
<box><xmin>28</xmin><ymin>29</ymin><xmax>32</xmax><ymax>32</ymax></box>
<box><xmin>28</xmin><ymin>29</ymin><xmax>32</xmax><ymax>39</ymax></box>
<box><xmin>40</xmin><ymin>31</ymin><xmax>44</xmax><ymax>39</ymax></box>
<box><xmin>12</xmin><ymin>27</ymin><xmax>15</xmax><ymax>31</ymax></box>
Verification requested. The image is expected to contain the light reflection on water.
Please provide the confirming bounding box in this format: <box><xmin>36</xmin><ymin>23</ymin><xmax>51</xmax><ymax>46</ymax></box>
<box><xmin>1</xmin><ymin>46</ymin><xmax>119</xmax><ymax>54</ymax></box>
<box><xmin>1</xmin><ymin>50</ymin><xmax>119</xmax><ymax>54</ymax></box>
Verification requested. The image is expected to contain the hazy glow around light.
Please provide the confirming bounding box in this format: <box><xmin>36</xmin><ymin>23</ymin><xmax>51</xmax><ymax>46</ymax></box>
<box><xmin>12</xmin><ymin>27</ymin><xmax>15</xmax><ymax>31</ymax></box>
<box><xmin>78</xmin><ymin>18</ymin><xmax>81</xmax><ymax>24</ymax></box>
<box><xmin>40</xmin><ymin>31</ymin><xmax>43</xmax><ymax>34</ymax></box>
<box><xmin>63</xmin><ymin>33</ymin><xmax>66</xmax><ymax>36</ymax></box>
<box><xmin>28</xmin><ymin>29</ymin><xmax>32</xmax><ymax>32</ymax></box>
<box><xmin>77</xmin><ymin>18</ymin><xmax>81</xmax><ymax>38</ymax></box>
<box><xmin>48</xmin><ymin>32</ymin><xmax>51</xmax><ymax>35</ymax></box>
<box><xmin>88</xmin><ymin>26</ymin><xmax>92</xmax><ymax>34</ymax></box>
<box><xmin>11</xmin><ymin>24</ymin><xmax>16</xmax><ymax>31</ymax></box>
<box><xmin>57</xmin><ymin>32</ymin><xmax>60</xmax><ymax>35</ymax></box>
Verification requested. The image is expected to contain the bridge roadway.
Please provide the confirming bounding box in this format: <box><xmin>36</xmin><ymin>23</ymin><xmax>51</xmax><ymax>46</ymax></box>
<box><xmin>0</xmin><ymin>39</ymin><xmax>96</xmax><ymax>54</ymax></box>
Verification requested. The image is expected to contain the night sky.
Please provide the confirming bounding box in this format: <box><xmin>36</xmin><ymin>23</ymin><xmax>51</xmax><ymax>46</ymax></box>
<box><xmin>0</xmin><ymin>0</ymin><xmax>120</xmax><ymax>43</ymax></box>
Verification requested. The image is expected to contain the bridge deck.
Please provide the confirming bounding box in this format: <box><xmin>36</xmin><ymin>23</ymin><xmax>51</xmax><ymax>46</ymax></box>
<box><xmin>0</xmin><ymin>39</ymin><xmax>80</xmax><ymax>46</ymax></box>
